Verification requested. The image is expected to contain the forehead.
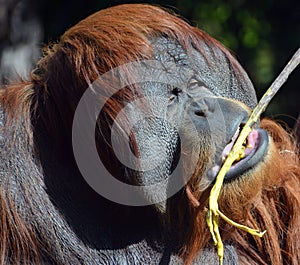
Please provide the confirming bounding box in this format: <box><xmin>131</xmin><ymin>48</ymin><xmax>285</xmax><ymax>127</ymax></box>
<box><xmin>150</xmin><ymin>36</ymin><xmax>257</xmax><ymax>109</ymax></box>
<box><xmin>152</xmin><ymin>37</ymin><xmax>189</xmax><ymax>67</ymax></box>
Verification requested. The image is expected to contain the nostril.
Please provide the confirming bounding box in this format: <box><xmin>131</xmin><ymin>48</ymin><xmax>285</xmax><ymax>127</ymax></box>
<box><xmin>195</xmin><ymin>110</ymin><xmax>206</xmax><ymax>117</ymax></box>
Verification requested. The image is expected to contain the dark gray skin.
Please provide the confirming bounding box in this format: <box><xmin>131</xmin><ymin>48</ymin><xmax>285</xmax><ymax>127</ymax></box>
<box><xmin>0</xmin><ymin>36</ymin><xmax>263</xmax><ymax>264</ymax></box>
<box><xmin>129</xmin><ymin>37</ymin><xmax>256</xmax><ymax>210</ymax></box>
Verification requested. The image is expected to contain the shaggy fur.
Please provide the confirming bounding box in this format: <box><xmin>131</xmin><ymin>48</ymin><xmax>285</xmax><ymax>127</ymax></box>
<box><xmin>0</xmin><ymin>4</ymin><xmax>300</xmax><ymax>265</ymax></box>
<box><xmin>181</xmin><ymin>119</ymin><xmax>300</xmax><ymax>264</ymax></box>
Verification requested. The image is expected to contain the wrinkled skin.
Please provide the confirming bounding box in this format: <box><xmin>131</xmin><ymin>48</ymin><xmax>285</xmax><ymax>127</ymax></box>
<box><xmin>68</xmin><ymin>36</ymin><xmax>265</xmax><ymax>264</ymax></box>
<box><xmin>0</xmin><ymin>5</ymin><xmax>281</xmax><ymax>265</ymax></box>
<box><xmin>126</xmin><ymin>37</ymin><xmax>260</xmax><ymax>211</ymax></box>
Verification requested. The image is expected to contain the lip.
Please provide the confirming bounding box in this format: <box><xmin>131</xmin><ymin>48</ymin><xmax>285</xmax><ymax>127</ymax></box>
<box><xmin>208</xmin><ymin>127</ymin><xmax>269</xmax><ymax>182</ymax></box>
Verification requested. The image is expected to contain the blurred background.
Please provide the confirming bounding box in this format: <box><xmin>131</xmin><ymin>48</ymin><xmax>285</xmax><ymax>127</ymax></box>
<box><xmin>0</xmin><ymin>0</ymin><xmax>299</xmax><ymax>128</ymax></box>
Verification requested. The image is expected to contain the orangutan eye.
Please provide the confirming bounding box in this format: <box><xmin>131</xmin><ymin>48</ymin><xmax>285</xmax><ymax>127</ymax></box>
<box><xmin>169</xmin><ymin>87</ymin><xmax>182</xmax><ymax>103</ymax></box>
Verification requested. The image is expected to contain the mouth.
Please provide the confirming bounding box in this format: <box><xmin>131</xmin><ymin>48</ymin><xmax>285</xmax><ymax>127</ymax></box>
<box><xmin>208</xmin><ymin>124</ymin><xmax>269</xmax><ymax>181</ymax></box>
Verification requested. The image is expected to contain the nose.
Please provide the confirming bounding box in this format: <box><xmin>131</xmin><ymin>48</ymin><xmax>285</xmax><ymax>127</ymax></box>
<box><xmin>190</xmin><ymin>96</ymin><xmax>250</xmax><ymax>144</ymax></box>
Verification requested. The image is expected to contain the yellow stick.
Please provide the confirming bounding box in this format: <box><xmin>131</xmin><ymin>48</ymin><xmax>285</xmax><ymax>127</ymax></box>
<box><xmin>206</xmin><ymin>48</ymin><xmax>300</xmax><ymax>265</ymax></box>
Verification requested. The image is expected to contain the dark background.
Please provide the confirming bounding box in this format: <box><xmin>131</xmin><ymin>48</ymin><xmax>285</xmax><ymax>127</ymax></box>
<box><xmin>1</xmin><ymin>0</ymin><xmax>299</xmax><ymax>128</ymax></box>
